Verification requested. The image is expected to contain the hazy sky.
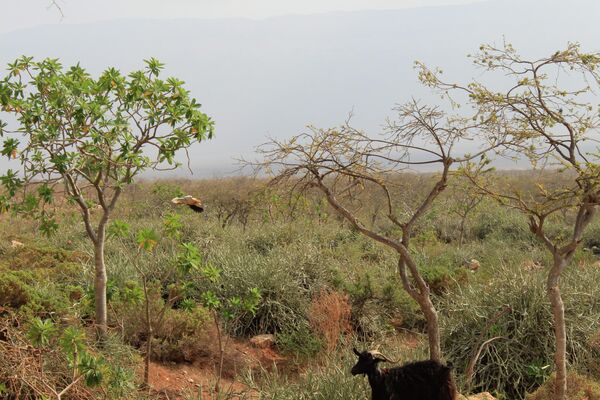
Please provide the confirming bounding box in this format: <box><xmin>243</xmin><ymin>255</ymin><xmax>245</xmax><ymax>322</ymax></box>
<box><xmin>3</xmin><ymin>0</ymin><xmax>486</xmax><ymax>33</ymax></box>
<box><xmin>1</xmin><ymin>0</ymin><xmax>599</xmax><ymax>176</ymax></box>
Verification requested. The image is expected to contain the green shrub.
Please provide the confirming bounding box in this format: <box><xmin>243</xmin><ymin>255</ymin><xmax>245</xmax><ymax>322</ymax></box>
<box><xmin>582</xmin><ymin>222</ymin><xmax>600</xmax><ymax>249</ymax></box>
<box><xmin>0</xmin><ymin>270</ymin><xmax>32</xmax><ymax>308</ymax></box>
<box><xmin>440</xmin><ymin>265</ymin><xmax>600</xmax><ymax>399</ymax></box>
<box><xmin>276</xmin><ymin>323</ymin><xmax>324</xmax><ymax>360</ymax></box>
<box><xmin>471</xmin><ymin>208</ymin><xmax>533</xmax><ymax>244</ymax></box>
<box><xmin>111</xmin><ymin>283</ymin><xmax>211</xmax><ymax>363</ymax></box>
<box><xmin>198</xmin><ymin>227</ymin><xmax>331</xmax><ymax>336</ymax></box>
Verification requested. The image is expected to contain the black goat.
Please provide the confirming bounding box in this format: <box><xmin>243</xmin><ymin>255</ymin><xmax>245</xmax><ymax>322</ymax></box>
<box><xmin>351</xmin><ymin>348</ymin><xmax>457</xmax><ymax>400</ymax></box>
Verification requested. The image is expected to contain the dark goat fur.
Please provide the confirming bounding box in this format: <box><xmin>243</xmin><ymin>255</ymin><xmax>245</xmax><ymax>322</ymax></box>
<box><xmin>351</xmin><ymin>348</ymin><xmax>457</xmax><ymax>400</ymax></box>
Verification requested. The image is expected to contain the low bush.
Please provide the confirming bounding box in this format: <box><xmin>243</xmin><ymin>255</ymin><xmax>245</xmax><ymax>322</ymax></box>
<box><xmin>308</xmin><ymin>290</ymin><xmax>352</xmax><ymax>352</ymax></box>
<box><xmin>111</xmin><ymin>283</ymin><xmax>211</xmax><ymax>363</ymax></box>
<box><xmin>199</xmin><ymin>227</ymin><xmax>332</xmax><ymax>336</ymax></box>
<box><xmin>0</xmin><ymin>266</ymin><xmax>80</xmax><ymax>318</ymax></box>
<box><xmin>338</xmin><ymin>270</ymin><xmax>424</xmax><ymax>338</ymax></box>
<box><xmin>582</xmin><ymin>221</ymin><xmax>600</xmax><ymax>249</ymax></box>
<box><xmin>276</xmin><ymin>323</ymin><xmax>324</xmax><ymax>360</ymax></box>
<box><xmin>440</xmin><ymin>264</ymin><xmax>600</xmax><ymax>399</ymax></box>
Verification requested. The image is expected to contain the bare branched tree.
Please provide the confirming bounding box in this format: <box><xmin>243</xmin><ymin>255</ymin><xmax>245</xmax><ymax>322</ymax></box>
<box><xmin>49</xmin><ymin>0</ymin><xmax>64</xmax><ymax>18</ymax></box>
<box><xmin>250</xmin><ymin>101</ymin><xmax>505</xmax><ymax>361</ymax></box>
<box><xmin>417</xmin><ymin>42</ymin><xmax>600</xmax><ymax>399</ymax></box>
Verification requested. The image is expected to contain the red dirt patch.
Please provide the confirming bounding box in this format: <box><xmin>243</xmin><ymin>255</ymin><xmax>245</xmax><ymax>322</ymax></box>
<box><xmin>148</xmin><ymin>338</ymin><xmax>286</xmax><ymax>399</ymax></box>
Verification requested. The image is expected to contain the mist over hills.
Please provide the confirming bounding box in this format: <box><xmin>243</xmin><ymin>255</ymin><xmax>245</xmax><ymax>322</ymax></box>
<box><xmin>1</xmin><ymin>0</ymin><xmax>598</xmax><ymax>177</ymax></box>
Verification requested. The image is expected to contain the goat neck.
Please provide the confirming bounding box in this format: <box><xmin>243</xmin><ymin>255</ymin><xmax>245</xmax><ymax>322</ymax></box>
<box><xmin>367</xmin><ymin>367</ymin><xmax>389</xmax><ymax>400</ymax></box>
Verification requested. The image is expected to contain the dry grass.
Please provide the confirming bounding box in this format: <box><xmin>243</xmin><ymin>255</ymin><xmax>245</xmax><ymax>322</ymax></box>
<box><xmin>526</xmin><ymin>372</ymin><xmax>600</xmax><ymax>400</ymax></box>
<box><xmin>308</xmin><ymin>290</ymin><xmax>352</xmax><ymax>353</ymax></box>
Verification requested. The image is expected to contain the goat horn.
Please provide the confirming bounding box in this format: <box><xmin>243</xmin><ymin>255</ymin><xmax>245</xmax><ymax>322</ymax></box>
<box><xmin>368</xmin><ymin>350</ymin><xmax>399</xmax><ymax>364</ymax></box>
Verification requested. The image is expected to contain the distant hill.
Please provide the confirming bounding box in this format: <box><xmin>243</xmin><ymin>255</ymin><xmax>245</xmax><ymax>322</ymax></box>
<box><xmin>1</xmin><ymin>0</ymin><xmax>598</xmax><ymax>176</ymax></box>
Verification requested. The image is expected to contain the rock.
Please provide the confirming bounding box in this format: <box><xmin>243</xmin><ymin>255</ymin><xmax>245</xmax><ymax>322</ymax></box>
<box><xmin>10</xmin><ymin>240</ymin><xmax>24</xmax><ymax>248</ymax></box>
<box><xmin>464</xmin><ymin>259</ymin><xmax>480</xmax><ymax>271</ymax></box>
<box><xmin>250</xmin><ymin>334</ymin><xmax>276</xmax><ymax>349</ymax></box>
<box><xmin>458</xmin><ymin>393</ymin><xmax>497</xmax><ymax>400</ymax></box>
<box><xmin>522</xmin><ymin>259</ymin><xmax>543</xmax><ymax>271</ymax></box>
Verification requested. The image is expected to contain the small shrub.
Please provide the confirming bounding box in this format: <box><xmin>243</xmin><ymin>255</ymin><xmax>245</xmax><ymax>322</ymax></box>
<box><xmin>276</xmin><ymin>323</ymin><xmax>324</xmax><ymax>360</ymax></box>
<box><xmin>582</xmin><ymin>222</ymin><xmax>600</xmax><ymax>249</ymax></box>
<box><xmin>0</xmin><ymin>270</ymin><xmax>31</xmax><ymax>308</ymax></box>
<box><xmin>308</xmin><ymin>290</ymin><xmax>351</xmax><ymax>352</ymax></box>
<box><xmin>420</xmin><ymin>264</ymin><xmax>468</xmax><ymax>295</ymax></box>
<box><xmin>471</xmin><ymin>208</ymin><xmax>532</xmax><ymax>244</ymax></box>
<box><xmin>440</xmin><ymin>264</ymin><xmax>600</xmax><ymax>399</ymax></box>
<box><xmin>112</xmin><ymin>284</ymin><xmax>211</xmax><ymax>363</ymax></box>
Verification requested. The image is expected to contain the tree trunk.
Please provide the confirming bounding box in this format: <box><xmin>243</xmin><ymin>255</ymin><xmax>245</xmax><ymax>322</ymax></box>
<box><xmin>547</xmin><ymin>257</ymin><xmax>568</xmax><ymax>400</ymax></box>
<box><xmin>397</xmin><ymin>257</ymin><xmax>442</xmax><ymax>362</ymax></box>
<box><xmin>213</xmin><ymin>311</ymin><xmax>224</xmax><ymax>394</ymax></box>
<box><xmin>458</xmin><ymin>216</ymin><xmax>466</xmax><ymax>248</ymax></box>
<box><xmin>418</xmin><ymin>294</ymin><xmax>442</xmax><ymax>362</ymax></box>
<box><xmin>143</xmin><ymin>275</ymin><xmax>152</xmax><ymax>389</ymax></box>
<box><xmin>94</xmin><ymin>239</ymin><xmax>108</xmax><ymax>340</ymax></box>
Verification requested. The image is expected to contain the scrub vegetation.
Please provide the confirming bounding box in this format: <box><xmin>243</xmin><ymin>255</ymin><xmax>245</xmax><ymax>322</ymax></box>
<box><xmin>1</xmin><ymin>43</ymin><xmax>600</xmax><ymax>400</ymax></box>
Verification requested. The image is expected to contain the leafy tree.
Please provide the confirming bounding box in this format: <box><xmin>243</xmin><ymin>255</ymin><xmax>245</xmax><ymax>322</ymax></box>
<box><xmin>418</xmin><ymin>42</ymin><xmax>600</xmax><ymax>399</ymax></box>
<box><xmin>0</xmin><ymin>56</ymin><xmax>213</xmax><ymax>339</ymax></box>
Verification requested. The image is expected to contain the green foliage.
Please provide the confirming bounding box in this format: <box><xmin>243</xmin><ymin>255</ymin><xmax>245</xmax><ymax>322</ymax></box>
<box><xmin>136</xmin><ymin>228</ymin><xmax>159</xmax><ymax>252</ymax></box>
<box><xmin>440</xmin><ymin>264</ymin><xmax>600</xmax><ymax>399</ymax></box>
<box><xmin>163</xmin><ymin>212</ymin><xmax>183</xmax><ymax>239</ymax></box>
<box><xmin>0</xmin><ymin>262</ymin><xmax>79</xmax><ymax>317</ymax></box>
<box><xmin>0</xmin><ymin>270</ymin><xmax>32</xmax><ymax>308</ymax></box>
<box><xmin>108</xmin><ymin>219</ymin><xmax>131</xmax><ymax>239</ymax></box>
<box><xmin>111</xmin><ymin>281</ymin><xmax>211</xmax><ymax>363</ymax></box>
<box><xmin>27</xmin><ymin>317</ymin><xmax>57</xmax><ymax>347</ymax></box>
<box><xmin>276</xmin><ymin>323</ymin><xmax>324</xmax><ymax>360</ymax></box>
<box><xmin>177</xmin><ymin>242</ymin><xmax>202</xmax><ymax>273</ymax></box>
<box><xmin>120</xmin><ymin>281</ymin><xmax>144</xmax><ymax>305</ymax></box>
<box><xmin>582</xmin><ymin>222</ymin><xmax>600</xmax><ymax>248</ymax></box>
<box><xmin>79</xmin><ymin>352</ymin><xmax>106</xmax><ymax>387</ymax></box>
<box><xmin>19</xmin><ymin>316</ymin><xmax>111</xmax><ymax>391</ymax></box>
<box><xmin>471</xmin><ymin>206</ymin><xmax>532</xmax><ymax>243</ymax></box>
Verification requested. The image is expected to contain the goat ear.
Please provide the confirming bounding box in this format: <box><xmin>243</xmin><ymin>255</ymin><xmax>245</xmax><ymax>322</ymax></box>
<box><xmin>353</xmin><ymin>348</ymin><xmax>361</xmax><ymax>356</ymax></box>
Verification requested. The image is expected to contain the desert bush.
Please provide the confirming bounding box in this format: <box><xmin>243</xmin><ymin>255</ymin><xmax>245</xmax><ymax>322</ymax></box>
<box><xmin>336</xmin><ymin>268</ymin><xmax>425</xmax><ymax>339</ymax></box>
<box><xmin>308</xmin><ymin>290</ymin><xmax>352</xmax><ymax>352</ymax></box>
<box><xmin>0</xmin><ymin>265</ymin><xmax>82</xmax><ymax>318</ymax></box>
<box><xmin>582</xmin><ymin>221</ymin><xmax>600</xmax><ymax>249</ymax></box>
<box><xmin>111</xmin><ymin>282</ymin><xmax>211</xmax><ymax>363</ymax></box>
<box><xmin>413</xmin><ymin>248</ymin><xmax>470</xmax><ymax>295</ymax></box>
<box><xmin>471</xmin><ymin>206</ymin><xmax>533</xmax><ymax>244</ymax></box>
<box><xmin>440</xmin><ymin>264</ymin><xmax>600</xmax><ymax>399</ymax></box>
<box><xmin>197</xmin><ymin>225</ymin><xmax>332</xmax><ymax>336</ymax></box>
<box><xmin>276</xmin><ymin>322</ymin><xmax>325</xmax><ymax>360</ymax></box>
<box><xmin>526</xmin><ymin>372</ymin><xmax>600</xmax><ymax>400</ymax></box>
<box><xmin>0</xmin><ymin>270</ymin><xmax>32</xmax><ymax>308</ymax></box>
